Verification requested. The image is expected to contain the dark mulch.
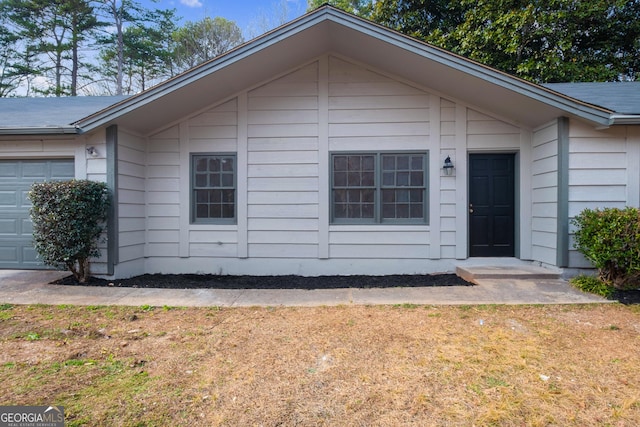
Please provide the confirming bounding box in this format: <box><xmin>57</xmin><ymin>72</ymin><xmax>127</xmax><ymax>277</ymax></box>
<box><xmin>53</xmin><ymin>273</ymin><xmax>474</xmax><ymax>290</ymax></box>
<box><xmin>610</xmin><ymin>289</ymin><xmax>640</xmax><ymax>305</ymax></box>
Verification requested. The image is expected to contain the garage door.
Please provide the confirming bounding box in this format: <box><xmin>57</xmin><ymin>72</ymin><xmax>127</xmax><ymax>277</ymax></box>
<box><xmin>0</xmin><ymin>159</ymin><xmax>75</xmax><ymax>269</ymax></box>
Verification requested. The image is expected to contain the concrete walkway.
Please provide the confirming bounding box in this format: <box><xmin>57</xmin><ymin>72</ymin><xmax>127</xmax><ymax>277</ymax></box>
<box><xmin>0</xmin><ymin>267</ymin><xmax>609</xmax><ymax>307</ymax></box>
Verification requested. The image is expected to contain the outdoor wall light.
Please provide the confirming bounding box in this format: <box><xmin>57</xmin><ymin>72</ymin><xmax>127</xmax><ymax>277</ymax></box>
<box><xmin>86</xmin><ymin>146</ymin><xmax>99</xmax><ymax>157</ymax></box>
<box><xmin>443</xmin><ymin>156</ymin><xmax>454</xmax><ymax>175</ymax></box>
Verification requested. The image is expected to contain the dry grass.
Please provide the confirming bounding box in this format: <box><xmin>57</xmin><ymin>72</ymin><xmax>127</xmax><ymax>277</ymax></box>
<box><xmin>1</xmin><ymin>303</ymin><xmax>639</xmax><ymax>426</ymax></box>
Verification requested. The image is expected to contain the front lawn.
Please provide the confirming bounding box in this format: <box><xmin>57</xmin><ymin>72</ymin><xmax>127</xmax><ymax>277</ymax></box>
<box><xmin>1</xmin><ymin>303</ymin><xmax>639</xmax><ymax>426</ymax></box>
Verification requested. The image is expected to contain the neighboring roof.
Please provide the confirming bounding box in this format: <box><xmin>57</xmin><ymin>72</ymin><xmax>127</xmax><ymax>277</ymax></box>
<box><xmin>544</xmin><ymin>82</ymin><xmax>640</xmax><ymax>114</ymax></box>
<box><xmin>0</xmin><ymin>96</ymin><xmax>128</xmax><ymax>135</ymax></box>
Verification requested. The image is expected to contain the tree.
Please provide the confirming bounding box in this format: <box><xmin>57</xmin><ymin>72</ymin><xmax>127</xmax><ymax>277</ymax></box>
<box><xmin>29</xmin><ymin>180</ymin><xmax>110</xmax><ymax>284</ymax></box>
<box><xmin>172</xmin><ymin>17</ymin><xmax>243</xmax><ymax>73</ymax></box>
<box><xmin>307</xmin><ymin>0</ymin><xmax>374</xmax><ymax>17</ymax></box>
<box><xmin>1</xmin><ymin>0</ymin><xmax>101</xmax><ymax>96</ymax></box>
<box><xmin>100</xmin><ymin>8</ymin><xmax>177</xmax><ymax>93</ymax></box>
<box><xmin>369</xmin><ymin>0</ymin><xmax>640</xmax><ymax>82</ymax></box>
<box><xmin>98</xmin><ymin>0</ymin><xmax>178</xmax><ymax>94</ymax></box>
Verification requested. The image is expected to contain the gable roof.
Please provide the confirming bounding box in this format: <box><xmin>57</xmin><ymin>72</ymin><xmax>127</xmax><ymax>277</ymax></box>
<box><xmin>2</xmin><ymin>6</ymin><xmax>639</xmax><ymax>136</ymax></box>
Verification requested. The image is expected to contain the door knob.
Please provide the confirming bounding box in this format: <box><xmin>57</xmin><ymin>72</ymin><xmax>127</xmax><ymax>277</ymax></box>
<box><xmin>469</xmin><ymin>203</ymin><xmax>473</xmax><ymax>214</ymax></box>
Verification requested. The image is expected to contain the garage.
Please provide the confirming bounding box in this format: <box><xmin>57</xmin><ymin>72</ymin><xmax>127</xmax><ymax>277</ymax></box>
<box><xmin>0</xmin><ymin>159</ymin><xmax>75</xmax><ymax>269</ymax></box>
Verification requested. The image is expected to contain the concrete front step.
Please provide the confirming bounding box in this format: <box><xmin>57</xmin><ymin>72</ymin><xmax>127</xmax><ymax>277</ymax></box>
<box><xmin>456</xmin><ymin>265</ymin><xmax>562</xmax><ymax>284</ymax></box>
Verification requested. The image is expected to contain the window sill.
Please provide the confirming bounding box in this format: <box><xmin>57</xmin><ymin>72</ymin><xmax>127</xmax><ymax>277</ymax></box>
<box><xmin>329</xmin><ymin>224</ymin><xmax>429</xmax><ymax>232</ymax></box>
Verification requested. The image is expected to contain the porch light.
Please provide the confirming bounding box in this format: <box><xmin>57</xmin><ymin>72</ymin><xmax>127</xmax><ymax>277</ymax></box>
<box><xmin>86</xmin><ymin>146</ymin><xmax>99</xmax><ymax>157</ymax></box>
<box><xmin>443</xmin><ymin>156</ymin><xmax>454</xmax><ymax>175</ymax></box>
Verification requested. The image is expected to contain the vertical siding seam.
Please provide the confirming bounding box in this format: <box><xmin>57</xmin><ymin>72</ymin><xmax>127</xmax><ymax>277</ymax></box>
<box><xmin>556</xmin><ymin>117</ymin><xmax>570</xmax><ymax>267</ymax></box>
<box><xmin>454</xmin><ymin>104</ymin><xmax>467</xmax><ymax>259</ymax></box>
<box><xmin>106</xmin><ymin>125</ymin><xmax>118</xmax><ymax>275</ymax></box>
<box><xmin>626</xmin><ymin>126</ymin><xmax>640</xmax><ymax>207</ymax></box>
<box><xmin>179</xmin><ymin>121</ymin><xmax>190</xmax><ymax>258</ymax></box>
<box><xmin>519</xmin><ymin>128</ymin><xmax>533</xmax><ymax>260</ymax></box>
<box><xmin>318</xmin><ymin>56</ymin><xmax>330</xmax><ymax>259</ymax></box>
<box><xmin>429</xmin><ymin>95</ymin><xmax>441</xmax><ymax>259</ymax></box>
<box><xmin>237</xmin><ymin>93</ymin><xmax>249</xmax><ymax>258</ymax></box>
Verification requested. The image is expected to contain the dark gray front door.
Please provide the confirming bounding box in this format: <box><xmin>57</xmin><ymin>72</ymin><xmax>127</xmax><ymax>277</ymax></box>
<box><xmin>469</xmin><ymin>153</ymin><xmax>515</xmax><ymax>257</ymax></box>
<box><xmin>0</xmin><ymin>159</ymin><xmax>75</xmax><ymax>268</ymax></box>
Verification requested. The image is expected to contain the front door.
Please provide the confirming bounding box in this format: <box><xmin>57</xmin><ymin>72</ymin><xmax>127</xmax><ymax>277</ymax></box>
<box><xmin>469</xmin><ymin>153</ymin><xmax>515</xmax><ymax>257</ymax></box>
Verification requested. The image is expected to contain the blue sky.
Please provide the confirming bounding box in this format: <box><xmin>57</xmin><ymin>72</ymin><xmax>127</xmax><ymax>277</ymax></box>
<box><xmin>149</xmin><ymin>0</ymin><xmax>309</xmax><ymax>38</ymax></box>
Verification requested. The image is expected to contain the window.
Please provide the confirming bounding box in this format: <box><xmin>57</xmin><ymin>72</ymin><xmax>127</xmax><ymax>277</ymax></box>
<box><xmin>331</xmin><ymin>152</ymin><xmax>428</xmax><ymax>224</ymax></box>
<box><xmin>191</xmin><ymin>154</ymin><xmax>236</xmax><ymax>223</ymax></box>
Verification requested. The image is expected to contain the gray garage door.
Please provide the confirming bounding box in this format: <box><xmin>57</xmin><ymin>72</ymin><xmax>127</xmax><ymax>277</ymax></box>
<box><xmin>0</xmin><ymin>159</ymin><xmax>75</xmax><ymax>269</ymax></box>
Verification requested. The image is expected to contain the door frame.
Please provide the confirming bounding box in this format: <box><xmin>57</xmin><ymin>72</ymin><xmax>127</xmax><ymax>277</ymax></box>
<box><xmin>467</xmin><ymin>151</ymin><xmax>520</xmax><ymax>258</ymax></box>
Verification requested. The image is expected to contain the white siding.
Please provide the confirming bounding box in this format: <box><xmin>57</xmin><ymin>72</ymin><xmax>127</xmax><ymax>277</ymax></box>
<box><xmin>531</xmin><ymin>121</ymin><xmax>558</xmax><ymax>265</ymax></box>
<box><xmin>328</xmin><ymin>56</ymin><xmax>431</xmax><ymax>260</ymax></box>
<box><xmin>147</xmin><ymin>125</ymin><xmax>181</xmax><ymax>258</ymax></box>
<box><xmin>123</xmin><ymin>54</ymin><xmax>539</xmax><ymax>276</ymax></box>
<box><xmin>117</xmin><ymin>130</ymin><xmax>146</xmax><ymax>268</ymax></box>
<box><xmin>567</xmin><ymin>120</ymin><xmax>628</xmax><ymax>268</ymax></box>
<box><xmin>248</xmin><ymin>62</ymin><xmax>319</xmax><ymax>259</ymax></box>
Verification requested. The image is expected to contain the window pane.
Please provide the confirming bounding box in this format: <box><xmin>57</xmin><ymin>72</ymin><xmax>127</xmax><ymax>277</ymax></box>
<box><xmin>209</xmin><ymin>204</ymin><xmax>222</xmax><ymax>218</ymax></box>
<box><xmin>361</xmin><ymin>171</ymin><xmax>375</xmax><ymax>186</ymax></box>
<box><xmin>196</xmin><ymin>158</ymin><xmax>208</xmax><ymax>172</ymax></box>
<box><xmin>195</xmin><ymin>174</ymin><xmax>207</xmax><ymax>187</ymax></box>
<box><xmin>222</xmin><ymin>189</ymin><xmax>235</xmax><ymax>203</ymax></box>
<box><xmin>210</xmin><ymin>189</ymin><xmax>221</xmax><ymax>203</ymax></box>
<box><xmin>348</xmin><ymin>156</ymin><xmax>361</xmax><ymax>171</ymax></box>
<box><xmin>334</xmin><ymin>172</ymin><xmax>347</xmax><ymax>186</ymax></box>
<box><xmin>383</xmin><ymin>203</ymin><xmax>395</xmax><ymax>218</ymax></box>
<box><xmin>334</xmin><ymin>156</ymin><xmax>347</xmax><ymax>171</ymax></box>
<box><xmin>382</xmin><ymin>189</ymin><xmax>395</xmax><ymax>203</ymax></box>
<box><xmin>397</xmin><ymin>172</ymin><xmax>409</xmax><ymax>186</ymax></box>
<box><xmin>410</xmin><ymin>171</ymin><xmax>423</xmax><ymax>186</ymax></box>
<box><xmin>397</xmin><ymin>155</ymin><xmax>409</xmax><ymax>170</ymax></box>
<box><xmin>222</xmin><ymin>158</ymin><xmax>234</xmax><ymax>171</ymax></box>
<box><xmin>382</xmin><ymin>172</ymin><xmax>394</xmax><ymax>186</ymax></box>
<box><xmin>209</xmin><ymin>173</ymin><xmax>220</xmax><ymax>187</ymax></box>
<box><xmin>362</xmin><ymin>203</ymin><xmax>374</xmax><ymax>218</ymax></box>
<box><xmin>397</xmin><ymin>204</ymin><xmax>409</xmax><ymax>218</ymax></box>
<box><xmin>348</xmin><ymin>172</ymin><xmax>361</xmax><ymax>186</ymax></box>
<box><xmin>362</xmin><ymin>189</ymin><xmax>375</xmax><ymax>203</ymax></box>
<box><xmin>196</xmin><ymin>204</ymin><xmax>208</xmax><ymax>218</ymax></box>
<box><xmin>397</xmin><ymin>189</ymin><xmax>409</xmax><ymax>202</ymax></box>
<box><xmin>209</xmin><ymin>158</ymin><xmax>220</xmax><ymax>172</ymax></box>
<box><xmin>196</xmin><ymin>189</ymin><xmax>207</xmax><ymax>203</ymax></box>
<box><xmin>410</xmin><ymin>204</ymin><xmax>423</xmax><ymax>218</ymax></box>
<box><xmin>221</xmin><ymin>173</ymin><xmax>233</xmax><ymax>187</ymax></box>
<box><xmin>222</xmin><ymin>204</ymin><xmax>234</xmax><ymax>218</ymax></box>
<box><xmin>410</xmin><ymin>189</ymin><xmax>423</xmax><ymax>202</ymax></box>
<box><xmin>363</xmin><ymin>155</ymin><xmax>375</xmax><ymax>170</ymax></box>
<box><xmin>411</xmin><ymin>156</ymin><xmax>423</xmax><ymax>170</ymax></box>
<box><xmin>382</xmin><ymin>155</ymin><xmax>395</xmax><ymax>170</ymax></box>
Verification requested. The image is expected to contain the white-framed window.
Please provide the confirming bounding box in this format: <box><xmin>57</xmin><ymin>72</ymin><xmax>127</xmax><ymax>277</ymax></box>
<box><xmin>331</xmin><ymin>152</ymin><xmax>428</xmax><ymax>224</ymax></box>
<box><xmin>191</xmin><ymin>153</ymin><xmax>236</xmax><ymax>224</ymax></box>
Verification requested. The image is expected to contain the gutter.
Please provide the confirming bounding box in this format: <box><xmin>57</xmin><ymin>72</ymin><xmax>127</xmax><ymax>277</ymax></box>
<box><xmin>0</xmin><ymin>126</ymin><xmax>80</xmax><ymax>135</ymax></box>
<box><xmin>610</xmin><ymin>114</ymin><xmax>640</xmax><ymax>126</ymax></box>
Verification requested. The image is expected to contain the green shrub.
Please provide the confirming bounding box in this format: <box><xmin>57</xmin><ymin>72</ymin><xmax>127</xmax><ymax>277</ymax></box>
<box><xmin>571</xmin><ymin>207</ymin><xmax>640</xmax><ymax>290</ymax></box>
<box><xmin>29</xmin><ymin>180</ymin><xmax>109</xmax><ymax>283</ymax></box>
<box><xmin>569</xmin><ymin>275</ymin><xmax>615</xmax><ymax>298</ymax></box>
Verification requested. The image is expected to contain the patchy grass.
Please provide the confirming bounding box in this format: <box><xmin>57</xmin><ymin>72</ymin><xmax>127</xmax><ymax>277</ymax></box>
<box><xmin>1</xmin><ymin>304</ymin><xmax>639</xmax><ymax>426</ymax></box>
<box><xmin>570</xmin><ymin>275</ymin><xmax>616</xmax><ymax>298</ymax></box>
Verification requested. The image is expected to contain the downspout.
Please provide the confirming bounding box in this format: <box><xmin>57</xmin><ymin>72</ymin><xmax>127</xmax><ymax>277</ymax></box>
<box><xmin>556</xmin><ymin>117</ymin><xmax>570</xmax><ymax>267</ymax></box>
<box><xmin>106</xmin><ymin>125</ymin><xmax>119</xmax><ymax>275</ymax></box>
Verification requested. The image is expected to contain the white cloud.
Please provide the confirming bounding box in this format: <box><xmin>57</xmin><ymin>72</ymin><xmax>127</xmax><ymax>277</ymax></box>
<box><xmin>180</xmin><ymin>0</ymin><xmax>203</xmax><ymax>7</ymax></box>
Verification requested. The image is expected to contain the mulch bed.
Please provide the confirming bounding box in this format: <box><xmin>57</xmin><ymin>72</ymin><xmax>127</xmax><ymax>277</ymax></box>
<box><xmin>53</xmin><ymin>273</ymin><xmax>474</xmax><ymax>290</ymax></box>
